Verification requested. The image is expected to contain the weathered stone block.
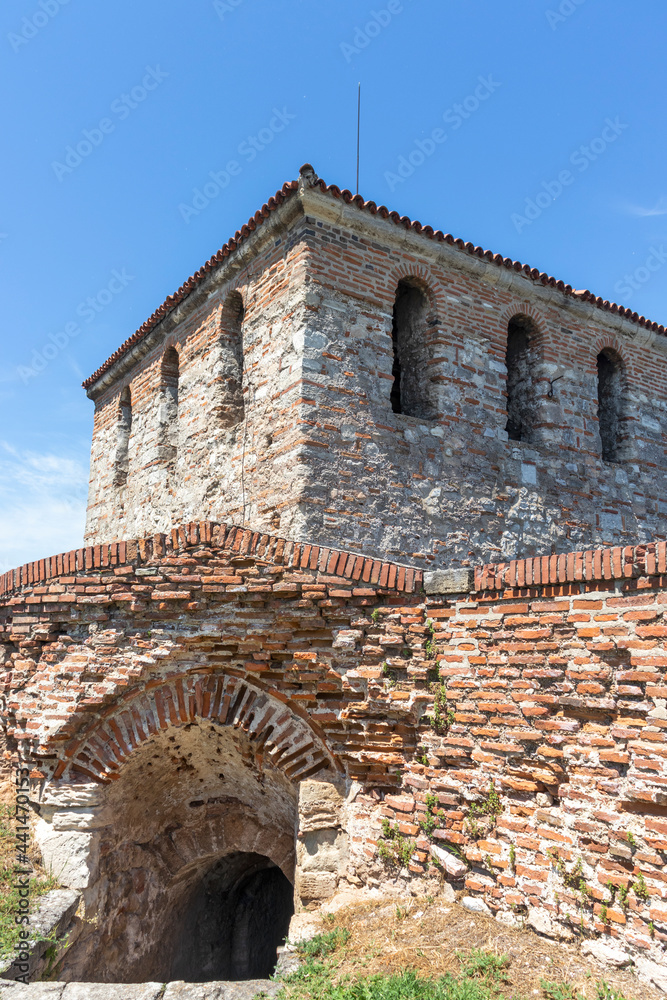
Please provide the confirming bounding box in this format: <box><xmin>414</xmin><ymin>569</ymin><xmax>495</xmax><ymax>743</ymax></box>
<box><xmin>296</xmin><ymin>871</ymin><xmax>338</xmax><ymax>903</ymax></box>
<box><xmin>297</xmin><ymin>829</ymin><xmax>349</xmax><ymax>873</ymax></box>
<box><xmin>0</xmin><ymin>984</ymin><xmax>65</xmax><ymax>1000</ymax></box>
<box><xmin>62</xmin><ymin>985</ymin><xmax>164</xmax><ymax>1000</ymax></box>
<box><xmin>461</xmin><ymin>897</ymin><xmax>492</xmax><ymax>916</ymax></box>
<box><xmin>430</xmin><ymin>844</ymin><xmax>467</xmax><ymax>878</ymax></box>
<box><xmin>527</xmin><ymin>907</ymin><xmax>574</xmax><ymax>942</ymax></box>
<box><xmin>162</xmin><ymin>983</ymin><xmax>281</xmax><ymax>1000</ymax></box>
<box><xmin>286</xmin><ymin>913</ymin><xmax>324</xmax><ymax>945</ymax></box>
<box><xmin>636</xmin><ymin>957</ymin><xmax>667</xmax><ymax>993</ymax></box>
<box><xmin>581</xmin><ymin>940</ymin><xmax>631</xmax><ymax>968</ymax></box>
<box><xmin>298</xmin><ymin>780</ymin><xmax>344</xmax><ymax>833</ymax></box>
<box><xmin>33</xmin><ymin>826</ymin><xmax>97</xmax><ymax>891</ymax></box>
<box><xmin>423</xmin><ymin>569</ymin><xmax>473</xmax><ymax>595</ymax></box>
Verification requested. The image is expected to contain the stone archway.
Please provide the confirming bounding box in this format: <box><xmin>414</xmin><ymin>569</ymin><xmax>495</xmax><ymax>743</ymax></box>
<box><xmin>33</xmin><ymin>675</ymin><xmax>347</xmax><ymax>984</ymax></box>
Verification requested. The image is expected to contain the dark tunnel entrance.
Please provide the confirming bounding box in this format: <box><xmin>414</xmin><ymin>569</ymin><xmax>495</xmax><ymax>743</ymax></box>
<box><xmin>169</xmin><ymin>852</ymin><xmax>295</xmax><ymax>983</ymax></box>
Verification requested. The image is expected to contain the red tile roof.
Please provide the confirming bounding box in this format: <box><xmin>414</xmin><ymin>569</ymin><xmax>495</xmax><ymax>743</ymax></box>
<box><xmin>82</xmin><ymin>163</ymin><xmax>666</xmax><ymax>391</ymax></box>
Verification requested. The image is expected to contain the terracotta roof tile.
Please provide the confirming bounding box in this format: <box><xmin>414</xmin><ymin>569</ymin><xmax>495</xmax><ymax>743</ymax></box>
<box><xmin>83</xmin><ymin>163</ymin><xmax>666</xmax><ymax>391</ymax></box>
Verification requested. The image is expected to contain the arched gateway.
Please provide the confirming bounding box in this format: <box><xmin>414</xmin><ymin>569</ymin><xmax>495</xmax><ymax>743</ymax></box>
<box><xmin>33</xmin><ymin>672</ymin><xmax>344</xmax><ymax>983</ymax></box>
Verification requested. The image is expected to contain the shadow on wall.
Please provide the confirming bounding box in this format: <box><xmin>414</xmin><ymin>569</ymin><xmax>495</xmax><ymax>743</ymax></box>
<box><xmin>169</xmin><ymin>853</ymin><xmax>294</xmax><ymax>982</ymax></box>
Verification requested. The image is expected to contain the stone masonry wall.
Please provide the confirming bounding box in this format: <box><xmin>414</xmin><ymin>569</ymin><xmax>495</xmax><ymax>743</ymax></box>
<box><xmin>2</xmin><ymin>524</ymin><xmax>667</xmax><ymax>968</ymax></box>
<box><xmin>83</xmin><ymin>170</ymin><xmax>667</xmax><ymax>568</ymax></box>
<box><xmin>84</xmin><ymin>193</ymin><xmax>314</xmax><ymax>547</ymax></box>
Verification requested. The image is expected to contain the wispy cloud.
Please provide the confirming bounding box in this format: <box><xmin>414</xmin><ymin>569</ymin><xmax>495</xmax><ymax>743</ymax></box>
<box><xmin>624</xmin><ymin>195</ymin><xmax>667</xmax><ymax>217</ymax></box>
<box><xmin>0</xmin><ymin>442</ymin><xmax>88</xmax><ymax>574</ymax></box>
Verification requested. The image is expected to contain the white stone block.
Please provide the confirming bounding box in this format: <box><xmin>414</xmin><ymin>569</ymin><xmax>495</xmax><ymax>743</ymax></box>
<box><xmin>430</xmin><ymin>844</ymin><xmax>467</xmax><ymax>877</ymax></box>
<box><xmin>461</xmin><ymin>896</ymin><xmax>491</xmax><ymax>916</ymax></box>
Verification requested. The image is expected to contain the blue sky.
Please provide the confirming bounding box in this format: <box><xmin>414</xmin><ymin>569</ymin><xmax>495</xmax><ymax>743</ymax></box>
<box><xmin>1</xmin><ymin>0</ymin><xmax>665</xmax><ymax>572</ymax></box>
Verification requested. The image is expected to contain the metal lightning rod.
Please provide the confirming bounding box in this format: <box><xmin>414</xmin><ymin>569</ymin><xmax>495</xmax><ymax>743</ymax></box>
<box><xmin>356</xmin><ymin>82</ymin><xmax>361</xmax><ymax>196</ymax></box>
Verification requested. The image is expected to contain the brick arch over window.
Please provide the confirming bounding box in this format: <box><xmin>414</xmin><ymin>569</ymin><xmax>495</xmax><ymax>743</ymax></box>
<box><xmin>53</xmin><ymin>673</ymin><xmax>340</xmax><ymax>784</ymax></box>
<box><xmin>388</xmin><ymin>271</ymin><xmax>441</xmax><ymax>420</ymax></box>
<box><xmin>591</xmin><ymin>334</ymin><xmax>634</xmax><ymax>376</ymax></box>
<box><xmin>387</xmin><ymin>264</ymin><xmax>447</xmax><ymax>320</ymax></box>
<box><xmin>215</xmin><ymin>290</ymin><xmax>245</xmax><ymax>428</ymax></box>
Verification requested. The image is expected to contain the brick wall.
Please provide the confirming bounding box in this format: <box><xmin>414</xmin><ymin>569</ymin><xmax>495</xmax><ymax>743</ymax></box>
<box><xmin>2</xmin><ymin>525</ymin><xmax>667</xmax><ymax>963</ymax></box>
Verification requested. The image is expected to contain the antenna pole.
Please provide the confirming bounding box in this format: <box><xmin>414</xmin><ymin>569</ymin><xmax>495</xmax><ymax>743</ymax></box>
<box><xmin>356</xmin><ymin>82</ymin><xmax>361</xmax><ymax>195</ymax></box>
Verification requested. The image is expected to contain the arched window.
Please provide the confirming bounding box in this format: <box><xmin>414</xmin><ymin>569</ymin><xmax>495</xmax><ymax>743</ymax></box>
<box><xmin>159</xmin><ymin>346</ymin><xmax>180</xmax><ymax>461</ymax></box>
<box><xmin>216</xmin><ymin>292</ymin><xmax>245</xmax><ymax>428</ymax></box>
<box><xmin>597</xmin><ymin>349</ymin><xmax>626</xmax><ymax>462</ymax></box>
<box><xmin>505</xmin><ymin>314</ymin><xmax>537</xmax><ymax>442</ymax></box>
<box><xmin>390</xmin><ymin>279</ymin><xmax>434</xmax><ymax>419</ymax></box>
<box><xmin>113</xmin><ymin>386</ymin><xmax>132</xmax><ymax>486</ymax></box>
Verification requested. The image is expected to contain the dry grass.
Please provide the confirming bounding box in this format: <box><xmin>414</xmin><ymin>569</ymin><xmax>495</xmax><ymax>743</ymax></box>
<box><xmin>319</xmin><ymin>896</ymin><xmax>662</xmax><ymax>1000</ymax></box>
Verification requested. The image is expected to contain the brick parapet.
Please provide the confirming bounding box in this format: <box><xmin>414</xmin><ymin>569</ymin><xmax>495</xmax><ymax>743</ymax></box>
<box><xmin>4</xmin><ymin>532</ymin><xmax>666</xmax><ymax>606</ymax></box>
<box><xmin>0</xmin><ymin>520</ymin><xmax>423</xmax><ymax>601</ymax></box>
<box><xmin>474</xmin><ymin>541</ymin><xmax>667</xmax><ymax>593</ymax></box>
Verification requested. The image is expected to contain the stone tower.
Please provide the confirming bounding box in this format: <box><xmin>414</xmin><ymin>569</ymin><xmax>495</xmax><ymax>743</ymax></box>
<box><xmin>83</xmin><ymin>164</ymin><xmax>667</xmax><ymax>568</ymax></box>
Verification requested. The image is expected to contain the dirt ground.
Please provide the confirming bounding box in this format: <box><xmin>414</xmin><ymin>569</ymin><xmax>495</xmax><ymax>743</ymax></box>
<box><xmin>323</xmin><ymin>896</ymin><xmax>664</xmax><ymax>1000</ymax></box>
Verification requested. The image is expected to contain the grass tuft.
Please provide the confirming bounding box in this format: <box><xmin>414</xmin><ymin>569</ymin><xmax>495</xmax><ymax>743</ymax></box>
<box><xmin>283</xmin><ymin>930</ymin><xmax>516</xmax><ymax>1000</ymax></box>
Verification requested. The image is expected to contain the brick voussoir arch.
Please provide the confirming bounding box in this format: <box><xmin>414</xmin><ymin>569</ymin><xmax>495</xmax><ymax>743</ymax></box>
<box><xmin>386</xmin><ymin>261</ymin><xmax>447</xmax><ymax>322</ymax></box>
<box><xmin>53</xmin><ymin>671</ymin><xmax>340</xmax><ymax>784</ymax></box>
<box><xmin>590</xmin><ymin>333</ymin><xmax>632</xmax><ymax>376</ymax></box>
<box><xmin>499</xmin><ymin>300</ymin><xmax>550</xmax><ymax>349</ymax></box>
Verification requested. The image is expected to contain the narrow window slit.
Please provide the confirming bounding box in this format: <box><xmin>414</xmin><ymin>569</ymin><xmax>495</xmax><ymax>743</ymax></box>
<box><xmin>113</xmin><ymin>386</ymin><xmax>132</xmax><ymax>486</ymax></box>
<box><xmin>216</xmin><ymin>291</ymin><xmax>245</xmax><ymax>428</ymax></box>
<box><xmin>505</xmin><ymin>314</ymin><xmax>537</xmax><ymax>442</ymax></box>
<box><xmin>159</xmin><ymin>346</ymin><xmax>180</xmax><ymax>462</ymax></box>
<box><xmin>597</xmin><ymin>348</ymin><xmax>626</xmax><ymax>462</ymax></box>
<box><xmin>390</xmin><ymin>279</ymin><xmax>436</xmax><ymax>419</ymax></box>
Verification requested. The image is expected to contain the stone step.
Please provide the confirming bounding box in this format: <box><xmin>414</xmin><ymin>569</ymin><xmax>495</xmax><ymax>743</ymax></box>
<box><xmin>0</xmin><ymin>980</ymin><xmax>282</xmax><ymax>1000</ymax></box>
